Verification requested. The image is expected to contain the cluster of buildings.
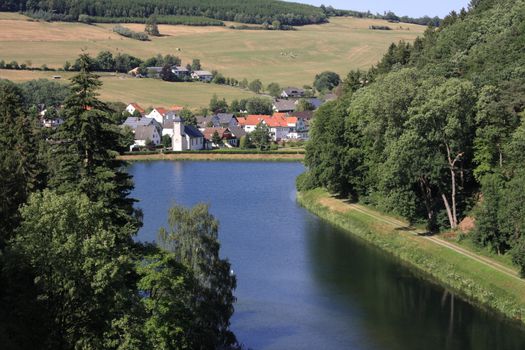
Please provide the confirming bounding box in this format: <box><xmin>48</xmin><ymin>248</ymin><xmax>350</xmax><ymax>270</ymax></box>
<box><xmin>123</xmin><ymin>92</ymin><xmax>321</xmax><ymax>151</ymax></box>
<box><xmin>129</xmin><ymin>65</ymin><xmax>214</xmax><ymax>82</ymax></box>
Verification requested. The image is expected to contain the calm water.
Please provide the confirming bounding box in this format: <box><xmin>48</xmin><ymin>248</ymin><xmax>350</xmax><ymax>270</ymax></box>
<box><xmin>130</xmin><ymin>161</ymin><xmax>525</xmax><ymax>350</ymax></box>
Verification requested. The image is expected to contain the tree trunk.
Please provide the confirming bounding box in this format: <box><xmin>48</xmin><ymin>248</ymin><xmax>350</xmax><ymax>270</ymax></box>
<box><xmin>441</xmin><ymin>192</ymin><xmax>456</xmax><ymax>229</ymax></box>
<box><xmin>419</xmin><ymin>176</ymin><xmax>435</xmax><ymax>231</ymax></box>
<box><xmin>445</xmin><ymin>143</ymin><xmax>462</xmax><ymax>229</ymax></box>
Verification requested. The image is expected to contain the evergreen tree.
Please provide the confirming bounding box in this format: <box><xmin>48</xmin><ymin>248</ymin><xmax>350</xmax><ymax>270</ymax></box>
<box><xmin>49</xmin><ymin>54</ymin><xmax>138</xmax><ymax>229</ymax></box>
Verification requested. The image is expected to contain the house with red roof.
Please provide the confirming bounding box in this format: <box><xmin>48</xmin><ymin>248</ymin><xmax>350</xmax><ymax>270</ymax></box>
<box><xmin>125</xmin><ymin>103</ymin><xmax>145</xmax><ymax>116</ymax></box>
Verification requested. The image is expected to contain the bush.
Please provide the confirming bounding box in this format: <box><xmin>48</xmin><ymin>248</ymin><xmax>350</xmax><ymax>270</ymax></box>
<box><xmin>113</xmin><ymin>25</ymin><xmax>150</xmax><ymax>41</ymax></box>
<box><xmin>296</xmin><ymin>172</ymin><xmax>318</xmax><ymax>191</ymax></box>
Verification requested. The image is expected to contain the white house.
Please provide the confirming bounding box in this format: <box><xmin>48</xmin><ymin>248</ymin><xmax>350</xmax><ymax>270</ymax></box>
<box><xmin>172</xmin><ymin>116</ymin><xmax>205</xmax><ymax>151</ymax></box>
<box><xmin>171</xmin><ymin>66</ymin><xmax>191</xmax><ymax>79</ymax></box>
<box><xmin>133</xmin><ymin>125</ymin><xmax>161</xmax><ymax>147</ymax></box>
<box><xmin>125</xmin><ymin>103</ymin><xmax>145</xmax><ymax>116</ymax></box>
<box><xmin>146</xmin><ymin>108</ymin><xmax>169</xmax><ymax>125</ymax></box>
<box><xmin>191</xmin><ymin>70</ymin><xmax>213</xmax><ymax>82</ymax></box>
<box><xmin>285</xmin><ymin>116</ymin><xmax>308</xmax><ymax>140</ymax></box>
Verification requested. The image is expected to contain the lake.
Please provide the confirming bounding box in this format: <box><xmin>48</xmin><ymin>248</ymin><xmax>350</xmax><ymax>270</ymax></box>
<box><xmin>130</xmin><ymin>161</ymin><xmax>525</xmax><ymax>350</ymax></box>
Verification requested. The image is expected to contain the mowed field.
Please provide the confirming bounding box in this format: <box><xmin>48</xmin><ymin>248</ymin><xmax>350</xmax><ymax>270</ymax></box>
<box><xmin>0</xmin><ymin>69</ymin><xmax>256</xmax><ymax>109</ymax></box>
<box><xmin>0</xmin><ymin>13</ymin><xmax>424</xmax><ymax>106</ymax></box>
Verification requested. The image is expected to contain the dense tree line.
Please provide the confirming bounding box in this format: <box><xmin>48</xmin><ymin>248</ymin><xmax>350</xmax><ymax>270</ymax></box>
<box><xmin>0</xmin><ymin>55</ymin><xmax>238</xmax><ymax>348</ymax></box>
<box><xmin>80</xmin><ymin>14</ymin><xmax>225</xmax><ymax>26</ymax></box>
<box><xmin>301</xmin><ymin>0</ymin><xmax>525</xmax><ymax>273</ymax></box>
<box><xmin>1</xmin><ymin>0</ymin><xmax>326</xmax><ymax>26</ymax></box>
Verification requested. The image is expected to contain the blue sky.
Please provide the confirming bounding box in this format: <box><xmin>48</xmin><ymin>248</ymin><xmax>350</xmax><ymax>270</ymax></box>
<box><xmin>290</xmin><ymin>0</ymin><xmax>471</xmax><ymax>18</ymax></box>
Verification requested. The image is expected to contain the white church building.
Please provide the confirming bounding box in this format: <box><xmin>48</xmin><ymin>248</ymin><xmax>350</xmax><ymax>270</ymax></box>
<box><xmin>172</xmin><ymin>116</ymin><xmax>205</xmax><ymax>151</ymax></box>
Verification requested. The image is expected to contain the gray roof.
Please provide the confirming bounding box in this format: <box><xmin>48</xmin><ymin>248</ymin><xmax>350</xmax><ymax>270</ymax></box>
<box><xmin>215</xmin><ymin>113</ymin><xmax>237</xmax><ymax>125</ymax></box>
<box><xmin>290</xmin><ymin>111</ymin><xmax>314</xmax><ymax>120</ymax></box>
<box><xmin>283</xmin><ymin>87</ymin><xmax>305</xmax><ymax>96</ymax></box>
<box><xmin>196</xmin><ymin>115</ymin><xmax>215</xmax><ymax>128</ymax></box>
<box><xmin>305</xmin><ymin>98</ymin><xmax>323</xmax><ymax>109</ymax></box>
<box><xmin>184</xmin><ymin>125</ymin><xmax>204</xmax><ymax>138</ymax></box>
<box><xmin>193</xmin><ymin>70</ymin><xmax>212</xmax><ymax>76</ymax></box>
<box><xmin>172</xmin><ymin>66</ymin><xmax>189</xmax><ymax>72</ymax></box>
<box><xmin>134</xmin><ymin>125</ymin><xmax>157</xmax><ymax>141</ymax></box>
<box><xmin>273</xmin><ymin>99</ymin><xmax>296</xmax><ymax>112</ymax></box>
<box><xmin>162</xmin><ymin>111</ymin><xmax>181</xmax><ymax>128</ymax></box>
<box><xmin>228</xmin><ymin>126</ymin><xmax>246</xmax><ymax>138</ymax></box>
<box><xmin>123</xmin><ymin>117</ymin><xmax>157</xmax><ymax>130</ymax></box>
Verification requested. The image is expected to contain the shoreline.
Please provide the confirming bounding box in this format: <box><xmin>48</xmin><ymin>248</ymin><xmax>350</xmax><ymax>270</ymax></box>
<box><xmin>118</xmin><ymin>152</ymin><xmax>305</xmax><ymax>162</ymax></box>
<box><xmin>297</xmin><ymin>188</ymin><xmax>525</xmax><ymax>326</ymax></box>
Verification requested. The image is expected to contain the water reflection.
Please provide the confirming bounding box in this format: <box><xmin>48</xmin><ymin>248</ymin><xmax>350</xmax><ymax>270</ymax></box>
<box><xmin>305</xmin><ymin>216</ymin><xmax>525</xmax><ymax>350</ymax></box>
<box><xmin>130</xmin><ymin>161</ymin><xmax>525</xmax><ymax>350</ymax></box>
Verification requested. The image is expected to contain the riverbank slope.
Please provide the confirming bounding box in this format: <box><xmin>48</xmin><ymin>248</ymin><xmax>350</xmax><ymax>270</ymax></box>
<box><xmin>297</xmin><ymin>188</ymin><xmax>525</xmax><ymax>325</ymax></box>
<box><xmin>118</xmin><ymin>152</ymin><xmax>304</xmax><ymax>162</ymax></box>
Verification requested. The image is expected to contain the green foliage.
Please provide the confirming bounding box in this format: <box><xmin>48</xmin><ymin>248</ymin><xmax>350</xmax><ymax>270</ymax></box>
<box><xmin>161</xmin><ymin>134</ymin><xmax>172</xmax><ymax>149</ymax></box>
<box><xmin>239</xmin><ymin>135</ymin><xmax>250</xmax><ymax>149</ymax></box>
<box><xmin>248</xmin><ymin>79</ymin><xmax>263</xmax><ymax>94</ymax></box>
<box><xmin>313</xmin><ymin>71</ymin><xmax>340</xmax><ymax>92</ymax></box>
<box><xmin>267</xmin><ymin>82</ymin><xmax>281</xmax><ymax>98</ymax></box>
<box><xmin>145</xmin><ymin>12</ymin><xmax>160</xmax><ymax>36</ymax></box>
<box><xmin>245</xmin><ymin>96</ymin><xmax>273</xmax><ymax>115</ymax></box>
<box><xmin>113</xmin><ymin>25</ymin><xmax>150</xmax><ymax>41</ymax></box>
<box><xmin>158</xmin><ymin>203</ymin><xmax>237</xmax><ymax>348</ymax></box>
<box><xmin>78</xmin><ymin>15</ymin><xmax>225</xmax><ymax>26</ymax></box>
<box><xmin>211</xmin><ymin>131</ymin><xmax>222</xmax><ymax>146</ymax></box>
<box><xmin>191</xmin><ymin>58</ymin><xmax>202</xmax><ymax>71</ymax></box>
<box><xmin>209</xmin><ymin>94</ymin><xmax>228</xmax><ymax>113</ymax></box>
<box><xmin>137</xmin><ymin>246</ymin><xmax>197</xmax><ymax>349</ymax></box>
<box><xmin>0</xmin><ymin>80</ymin><xmax>43</xmax><ymax>243</ymax></box>
<box><xmin>250</xmin><ymin>122</ymin><xmax>271</xmax><ymax>151</ymax></box>
<box><xmin>18</xmin><ymin>79</ymin><xmax>70</xmax><ymax>108</ymax></box>
<box><xmin>17</xmin><ymin>0</ymin><xmax>327</xmax><ymax>26</ymax></box>
<box><xmin>11</xmin><ymin>190</ymin><xmax>138</xmax><ymax>349</ymax></box>
<box><xmin>49</xmin><ymin>54</ymin><xmax>138</xmax><ymax>227</ymax></box>
<box><xmin>180</xmin><ymin>108</ymin><xmax>197</xmax><ymax>127</ymax></box>
<box><xmin>295</xmin><ymin>98</ymin><xmax>315</xmax><ymax>112</ymax></box>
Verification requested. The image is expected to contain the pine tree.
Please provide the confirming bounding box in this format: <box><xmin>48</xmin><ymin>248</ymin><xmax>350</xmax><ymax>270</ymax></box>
<box><xmin>49</xmin><ymin>54</ymin><xmax>138</xmax><ymax>229</ymax></box>
<box><xmin>0</xmin><ymin>80</ymin><xmax>43</xmax><ymax>244</ymax></box>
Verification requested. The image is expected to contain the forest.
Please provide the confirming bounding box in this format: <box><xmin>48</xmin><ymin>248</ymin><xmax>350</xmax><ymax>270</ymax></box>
<box><xmin>300</xmin><ymin>0</ymin><xmax>525</xmax><ymax>273</ymax></box>
<box><xmin>0</xmin><ymin>0</ymin><xmax>327</xmax><ymax>26</ymax></box>
<box><xmin>0</xmin><ymin>56</ymin><xmax>240</xmax><ymax>349</ymax></box>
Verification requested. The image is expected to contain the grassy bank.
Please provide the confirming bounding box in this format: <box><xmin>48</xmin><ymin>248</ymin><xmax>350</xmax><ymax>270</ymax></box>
<box><xmin>297</xmin><ymin>188</ymin><xmax>525</xmax><ymax>325</ymax></box>
<box><xmin>118</xmin><ymin>152</ymin><xmax>304</xmax><ymax>162</ymax></box>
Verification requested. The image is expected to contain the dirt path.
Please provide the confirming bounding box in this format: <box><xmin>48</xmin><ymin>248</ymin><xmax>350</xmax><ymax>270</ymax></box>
<box><xmin>318</xmin><ymin>196</ymin><xmax>523</xmax><ymax>282</ymax></box>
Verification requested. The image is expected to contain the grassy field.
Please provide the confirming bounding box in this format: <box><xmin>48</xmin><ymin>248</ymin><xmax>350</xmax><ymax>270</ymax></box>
<box><xmin>0</xmin><ymin>14</ymin><xmax>424</xmax><ymax>86</ymax></box>
<box><xmin>0</xmin><ymin>69</ymin><xmax>256</xmax><ymax>108</ymax></box>
<box><xmin>0</xmin><ymin>13</ymin><xmax>424</xmax><ymax>107</ymax></box>
<box><xmin>298</xmin><ymin>189</ymin><xmax>525</xmax><ymax>324</ymax></box>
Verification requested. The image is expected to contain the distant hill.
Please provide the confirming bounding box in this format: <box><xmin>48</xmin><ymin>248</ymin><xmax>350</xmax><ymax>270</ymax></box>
<box><xmin>0</xmin><ymin>0</ymin><xmax>327</xmax><ymax>26</ymax></box>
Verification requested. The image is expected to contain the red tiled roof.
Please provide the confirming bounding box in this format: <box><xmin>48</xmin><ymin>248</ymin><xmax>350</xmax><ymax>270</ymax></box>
<box><xmin>273</xmin><ymin>112</ymin><xmax>288</xmax><ymax>118</ymax></box>
<box><xmin>170</xmin><ymin>105</ymin><xmax>184</xmax><ymax>111</ymax></box>
<box><xmin>202</xmin><ymin>127</ymin><xmax>232</xmax><ymax>140</ymax></box>
<box><xmin>155</xmin><ymin>107</ymin><xmax>169</xmax><ymax>116</ymax></box>
<box><xmin>265</xmin><ymin>116</ymin><xmax>288</xmax><ymax>128</ymax></box>
<box><xmin>285</xmin><ymin>116</ymin><xmax>298</xmax><ymax>125</ymax></box>
<box><xmin>130</xmin><ymin>103</ymin><xmax>145</xmax><ymax>113</ymax></box>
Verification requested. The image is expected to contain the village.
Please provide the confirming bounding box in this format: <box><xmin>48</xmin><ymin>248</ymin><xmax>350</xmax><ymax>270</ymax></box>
<box><xmin>120</xmin><ymin>86</ymin><xmax>335</xmax><ymax>152</ymax></box>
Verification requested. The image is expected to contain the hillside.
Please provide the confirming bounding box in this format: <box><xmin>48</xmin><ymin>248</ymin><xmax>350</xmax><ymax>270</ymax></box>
<box><xmin>0</xmin><ymin>15</ymin><xmax>424</xmax><ymax>106</ymax></box>
<box><xmin>302</xmin><ymin>0</ymin><xmax>525</xmax><ymax>271</ymax></box>
<box><xmin>0</xmin><ymin>0</ymin><xmax>326</xmax><ymax>25</ymax></box>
